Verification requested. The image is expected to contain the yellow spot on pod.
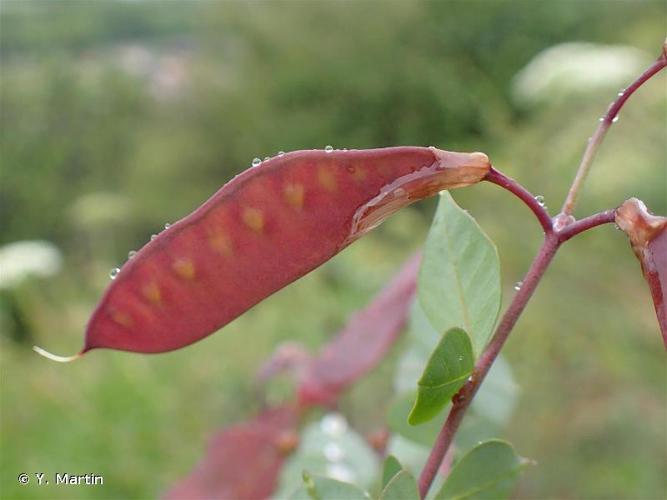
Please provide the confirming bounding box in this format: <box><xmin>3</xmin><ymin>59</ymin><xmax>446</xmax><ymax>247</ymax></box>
<box><xmin>242</xmin><ymin>207</ymin><xmax>264</xmax><ymax>233</ymax></box>
<box><xmin>317</xmin><ymin>167</ymin><xmax>337</xmax><ymax>192</ymax></box>
<box><xmin>209</xmin><ymin>231</ymin><xmax>233</xmax><ymax>256</ymax></box>
<box><xmin>110</xmin><ymin>309</ymin><xmax>133</xmax><ymax>328</ymax></box>
<box><xmin>283</xmin><ymin>182</ymin><xmax>305</xmax><ymax>209</ymax></box>
<box><xmin>142</xmin><ymin>282</ymin><xmax>162</xmax><ymax>304</ymax></box>
<box><xmin>172</xmin><ymin>258</ymin><xmax>196</xmax><ymax>280</ymax></box>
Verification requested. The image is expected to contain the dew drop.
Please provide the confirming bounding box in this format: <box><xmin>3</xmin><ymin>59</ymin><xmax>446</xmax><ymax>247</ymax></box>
<box><xmin>458</xmin><ymin>355</ymin><xmax>464</xmax><ymax>362</ymax></box>
<box><xmin>612</xmin><ymin>116</ymin><xmax>619</xmax><ymax>123</ymax></box>
<box><xmin>110</xmin><ymin>268</ymin><xmax>120</xmax><ymax>280</ymax></box>
<box><xmin>128</xmin><ymin>250</ymin><xmax>137</xmax><ymax>259</ymax></box>
<box><xmin>534</xmin><ymin>195</ymin><xmax>545</xmax><ymax>205</ymax></box>
<box><xmin>514</xmin><ymin>281</ymin><xmax>523</xmax><ymax>291</ymax></box>
<box><xmin>150</xmin><ymin>234</ymin><xmax>158</xmax><ymax>241</ymax></box>
<box><xmin>323</xmin><ymin>442</ymin><xmax>345</xmax><ymax>462</ymax></box>
<box><xmin>278</xmin><ymin>151</ymin><xmax>285</xmax><ymax>157</ymax></box>
<box><xmin>324</xmin><ymin>145</ymin><xmax>334</xmax><ymax>153</ymax></box>
<box><xmin>252</xmin><ymin>157</ymin><xmax>262</xmax><ymax>167</ymax></box>
<box><xmin>164</xmin><ymin>222</ymin><xmax>171</xmax><ymax>229</ymax></box>
<box><xmin>264</xmin><ymin>156</ymin><xmax>271</xmax><ymax>161</ymax></box>
<box><xmin>598</xmin><ymin>117</ymin><xmax>604</xmax><ymax>122</ymax></box>
<box><xmin>617</xmin><ymin>91</ymin><xmax>625</xmax><ymax>97</ymax></box>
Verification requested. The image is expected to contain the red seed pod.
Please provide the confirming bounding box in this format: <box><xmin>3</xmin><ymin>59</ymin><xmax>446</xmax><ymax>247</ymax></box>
<box><xmin>615</xmin><ymin>198</ymin><xmax>667</xmax><ymax>348</ymax></box>
<box><xmin>164</xmin><ymin>405</ymin><xmax>298</xmax><ymax>500</ymax></box>
<box><xmin>35</xmin><ymin>146</ymin><xmax>489</xmax><ymax>359</ymax></box>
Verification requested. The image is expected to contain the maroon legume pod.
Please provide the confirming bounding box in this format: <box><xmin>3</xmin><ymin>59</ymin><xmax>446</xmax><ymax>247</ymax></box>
<box><xmin>615</xmin><ymin>198</ymin><xmax>667</xmax><ymax>348</ymax></box>
<box><xmin>35</xmin><ymin>146</ymin><xmax>490</xmax><ymax>359</ymax></box>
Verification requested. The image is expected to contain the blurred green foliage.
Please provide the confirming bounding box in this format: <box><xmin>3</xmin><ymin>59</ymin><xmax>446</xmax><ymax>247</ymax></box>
<box><xmin>1</xmin><ymin>1</ymin><xmax>665</xmax><ymax>499</ymax></box>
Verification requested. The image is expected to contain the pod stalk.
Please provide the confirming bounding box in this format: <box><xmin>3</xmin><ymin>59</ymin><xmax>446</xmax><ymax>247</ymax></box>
<box><xmin>32</xmin><ymin>345</ymin><xmax>82</xmax><ymax>363</ymax></box>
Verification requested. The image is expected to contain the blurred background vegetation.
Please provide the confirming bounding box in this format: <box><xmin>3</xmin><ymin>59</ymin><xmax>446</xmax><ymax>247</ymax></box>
<box><xmin>1</xmin><ymin>1</ymin><xmax>665</xmax><ymax>499</ymax></box>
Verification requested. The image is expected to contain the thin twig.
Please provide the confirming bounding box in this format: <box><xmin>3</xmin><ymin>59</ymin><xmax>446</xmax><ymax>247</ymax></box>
<box><xmin>485</xmin><ymin>167</ymin><xmax>553</xmax><ymax>233</ymax></box>
<box><xmin>417</xmin><ymin>234</ymin><xmax>560</xmax><ymax>498</ymax></box>
<box><xmin>417</xmin><ymin>42</ymin><xmax>666</xmax><ymax>499</ymax></box>
<box><xmin>557</xmin><ymin>209</ymin><xmax>616</xmax><ymax>243</ymax></box>
<box><xmin>560</xmin><ymin>54</ymin><xmax>667</xmax><ymax>217</ymax></box>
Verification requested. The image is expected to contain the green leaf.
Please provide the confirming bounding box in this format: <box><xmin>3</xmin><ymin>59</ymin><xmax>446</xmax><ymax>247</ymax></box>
<box><xmin>381</xmin><ymin>455</ymin><xmax>403</xmax><ymax>488</ymax></box>
<box><xmin>275</xmin><ymin>414</ymin><xmax>378</xmax><ymax>498</ymax></box>
<box><xmin>408</xmin><ymin>327</ymin><xmax>474</xmax><ymax>425</ymax></box>
<box><xmin>380</xmin><ymin>470</ymin><xmax>419</xmax><ymax>500</ymax></box>
<box><xmin>293</xmin><ymin>471</ymin><xmax>369</xmax><ymax>500</ymax></box>
<box><xmin>435</xmin><ymin>440</ymin><xmax>529</xmax><ymax>500</ymax></box>
<box><xmin>418</xmin><ymin>191</ymin><xmax>501</xmax><ymax>357</ymax></box>
<box><xmin>387</xmin><ymin>392</ymin><xmax>446</xmax><ymax>446</ymax></box>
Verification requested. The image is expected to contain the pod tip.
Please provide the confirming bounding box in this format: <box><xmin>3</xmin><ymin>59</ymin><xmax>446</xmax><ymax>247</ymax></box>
<box><xmin>32</xmin><ymin>345</ymin><xmax>82</xmax><ymax>363</ymax></box>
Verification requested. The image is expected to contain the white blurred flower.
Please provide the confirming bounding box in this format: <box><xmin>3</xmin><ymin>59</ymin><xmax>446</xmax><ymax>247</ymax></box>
<box><xmin>0</xmin><ymin>240</ymin><xmax>63</xmax><ymax>289</ymax></box>
<box><xmin>512</xmin><ymin>42</ymin><xmax>652</xmax><ymax>105</ymax></box>
<box><xmin>68</xmin><ymin>191</ymin><xmax>132</xmax><ymax>229</ymax></box>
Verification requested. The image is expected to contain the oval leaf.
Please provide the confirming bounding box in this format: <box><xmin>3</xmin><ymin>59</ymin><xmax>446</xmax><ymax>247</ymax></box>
<box><xmin>380</xmin><ymin>470</ymin><xmax>419</xmax><ymax>500</ymax></box>
<box><xmin>435</xmin><ymin>439</ymin><xmax>528</xmax><ymax>500</ymax></box>
<box><xmin>296</xmin><ymin>471</ymin><xmax>369</xmax><ymax>500</ymax></box>
<box><xmin>408</xmin><ymin>327</ymin><xmax>474</xmax><ymax>425</ymax></box>
<box><xmin>418</xmin><ymin>191</ymin><xmax>501</xmax><ymax>357</ymax></box>
<box><xmin>381</xmin><ymin>455</ymin><xmax>404</xmax><ymax>488</ymax></box>
<box><xmin>388</xmin><ymin>392</ymin><xmax>447</xmax><ymax>446</ymax></box>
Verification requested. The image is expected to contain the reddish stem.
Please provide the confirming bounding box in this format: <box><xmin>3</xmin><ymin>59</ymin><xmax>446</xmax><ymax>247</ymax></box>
<box><xmin>417</xmin><ymin>234</ymin><xmax>560</xmax><ymax>498</ymax></box>
<box><xmin>557</xmin><ymin>209</ymin><xmax>616</xmax><ymax>243</ymax></box>
<box><xmin>485</xmin><ymin>167</ymin><xmax>553</xmax><ymax>233</ymax></box>
<box><xmin>559</xmin><ymin>54</ymin><xmax>667</xmax><ymax>217</ymax></box>
<box><xmin>417</xmin><ymin>43</ymin><xmax>666</xmax><ymax>499</ymax></box>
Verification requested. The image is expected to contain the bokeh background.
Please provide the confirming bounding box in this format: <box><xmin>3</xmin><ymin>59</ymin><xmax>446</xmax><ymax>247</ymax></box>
<box><xmin>1</xmin><ymin>1</ymin><xmax>665</xmax><ymax>499</ymax></box>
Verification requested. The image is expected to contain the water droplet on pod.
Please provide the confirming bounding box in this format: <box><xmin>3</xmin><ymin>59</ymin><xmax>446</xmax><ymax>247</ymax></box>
<box><xmin>128</xmin><ymin>250</ymin><xmax>137</xmax><ymax>259</ymax></box>
<box><xmin>324</xmin><ymin>145</ymin><xmax>334</xmax><ymax>153</ymax></box>
<box><xmin>150</xmin><ymin>234</ymin><xmax>158</xmax><ymax>241</ymax></box>
<box><xmin>278</xmin><ymin>151</ymin><xmax>285</xmax><ymax>157</ymax></box>
<box><xmin>164</xmin><ymin>223</ymin><xmax>171</xmax><ymax>229</ymax></box>
<box><xmin>514</xmin><ymin>281</ymin><xmax>523</xmax><ymax>291</ymax></box>
<box><xmin>612</xmin><ymin>116</ymin><xmax>619</xmax><ymax>123</ymax></box>
<box><xmin>264</xmin><ymin>156</ymin><xmax>270</xmax><ymax>161</ymax></box>
<box><xmin>252</xmin><ymin>158</ymin><xmax>261</xmax><ymax>167</ymax></box>
<box><xmin>110</xmin><ymin>268</ymin><xmax>120</xmax><ymax>279</ymax></box>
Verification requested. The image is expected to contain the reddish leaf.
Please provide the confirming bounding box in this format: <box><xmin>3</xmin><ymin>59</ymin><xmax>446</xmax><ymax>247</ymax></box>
<box><xmin>164</xmin><ymin>405</ymin><xmax>299</xmax><ymax>500</ymax></box>
<box><xmin>616</xmin><ymin>198</ymin><xmax>667</xmax><ymax>348</ymax></box>
<box><xmin>297</xmin><ymin>253</ymin><xmax>420</xmax><ymax>406</ymax></box>
<box><xmin>36</xmin><ymin>147</ymin><xmax>488</xmax><ymax>359</ymax></box>
<box><xmin>256</xmin><ymin>341</ymin><xmax>311</xmax><ymax>385</ymax></box>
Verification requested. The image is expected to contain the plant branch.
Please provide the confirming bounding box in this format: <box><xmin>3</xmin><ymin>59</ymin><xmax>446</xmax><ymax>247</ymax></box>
<box><xmin>560</xmin><ymin>53</ymin><xmax>667</xmax><ymax>217</ymax></box>
<box><xmin>557</xmin><ymin>209</ymin><xmax>616</xmax><ymax>243</ymax></box>
<box><xmin>485</xmin><ymin>167</ymin><xmax>553</xmax><ymax>233</ymax></box>
<box><xmin>417</xmin><ymin>233</ymin><xmax>560</xmax><ymax>498</ymax></box>
<box><xmin>418</xmin><ymin>42</ymin><xmax>667</xmax><ymax>499</ymax></box>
